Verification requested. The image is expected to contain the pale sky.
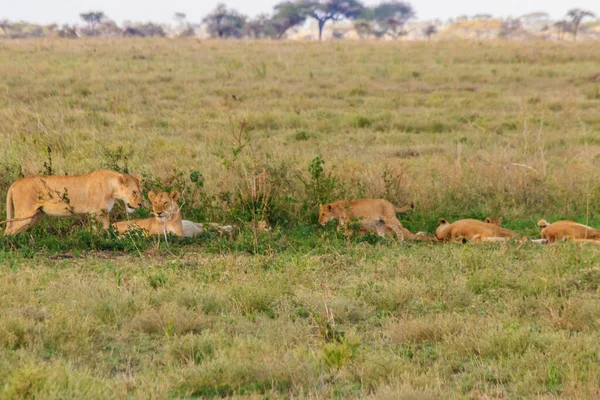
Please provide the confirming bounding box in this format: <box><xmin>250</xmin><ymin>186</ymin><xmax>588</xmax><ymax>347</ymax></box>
<box><xmin>2</xmin><ymin>1</ymin><xmax>597</xmax><ymax>25</ymax></box>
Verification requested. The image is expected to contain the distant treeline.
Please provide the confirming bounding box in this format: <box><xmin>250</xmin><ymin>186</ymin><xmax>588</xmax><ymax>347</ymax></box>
<box><xmin>0</xmin><ymin>1</ymin><xmax>597</xmax><ymax>41</ymax></box>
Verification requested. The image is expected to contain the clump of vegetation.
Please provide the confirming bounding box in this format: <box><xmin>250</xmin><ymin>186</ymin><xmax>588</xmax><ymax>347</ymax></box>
<box><xmin>1</xmin><ymin>39</ymin><xmax>600</xmax><ymax>398</ymax></box>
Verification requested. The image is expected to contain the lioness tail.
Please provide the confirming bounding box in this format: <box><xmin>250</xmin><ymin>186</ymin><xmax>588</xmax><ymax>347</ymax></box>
<box><xmin>395</xmin><ymin>202</ymin><xmax>414</xmax><ymax>213</ymax></box>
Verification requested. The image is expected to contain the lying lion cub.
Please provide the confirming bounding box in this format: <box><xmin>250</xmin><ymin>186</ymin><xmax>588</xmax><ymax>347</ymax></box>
<box><xmin>538</xmin><ymin>219</ymin><xmax>600</xmax><ymax>243</ymax></box>
<box><xmin>114</xmin><ymin>191</ymin><xmax>183</xmax><ymax>237</ymax></box>
<box><xmin>4</xmin><ymin>169</ymin><xmax>142</xmax><ymax>235</ymax></box>
<box><xmin>484</xmin><ymin>217</ymin><xmax>503</xmax><ymax>226</ymax></box>
<box><xmin>180</xmin><ymin>221</ymin><xmax>235</xmax><ymax>237</ymax></box>
<box><xmin>319</xmin><ymin>199</ymin><xmax>413</xmax><ymax>240</ymax></box>
<box><xmin>436</xmin><ymin>218</ymin><xmax>518</xmax><ymax>242</ymax></box>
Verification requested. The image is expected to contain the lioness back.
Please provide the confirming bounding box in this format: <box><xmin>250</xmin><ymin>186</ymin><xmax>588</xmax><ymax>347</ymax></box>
<box><xmin>5</xmin><ymin>169</ymin><xmax>142</xmax><ymax>235</ymax></box>
<box><xmin>344</xmin><ymin>199</ymin><xmax>396</xmax><ymax>218</ymax></box>
<box><xmin>539</xmin><ymin>220</ymin><xmax>600</xmax><ymax>242</ymax></box>
<box><xmin>319</xmin><ymin>198</ymin><xmax>412</xmax><ymax>225</ymax></box>
<box><xmin>436</xmin><ymin>218</ymin><xmax>517</xmax><ymax>242</ymax></box>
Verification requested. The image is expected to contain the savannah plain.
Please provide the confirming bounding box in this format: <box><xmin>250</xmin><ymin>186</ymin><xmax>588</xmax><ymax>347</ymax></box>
<box><xmin>0</xmin><ymin>39</ymin><xmax>599</xmax><ymax>398</ymax></box>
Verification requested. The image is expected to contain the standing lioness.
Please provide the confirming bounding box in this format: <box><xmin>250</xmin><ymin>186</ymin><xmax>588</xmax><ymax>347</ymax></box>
<box><xmin>4</xmin><ymin>170</ymin><xmax>143</xmax><ymax>235</ymax></box>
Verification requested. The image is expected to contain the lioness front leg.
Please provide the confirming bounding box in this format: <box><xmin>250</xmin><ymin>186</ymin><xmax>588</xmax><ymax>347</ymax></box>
<box><xmin>91</xmin><ymin>212</ymin><xmax>110</xmax><ymax>231</ymax></box>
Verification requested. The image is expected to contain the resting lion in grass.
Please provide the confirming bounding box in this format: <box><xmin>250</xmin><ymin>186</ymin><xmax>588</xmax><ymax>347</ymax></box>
<box><xmin>435</xmin><ymin>218</ymin><xmax>518</xmax><ymax>243</ymax></box>
<box><xmin>4</xmin><ymin>170</ymin><xmax>142</xmax><ymax>235</ymax></box>
<box><xmin>537</xmin><ymin>219</ymin><xmax>600</xmax><ymax>243</ymax></box>
<box><xmin>484</xmin><ymin>217</ymin><xmax>503</xmax><ymax>226</ymax></box>
<box><xmin>114</xmin><ymin>191</ymin><xmax>184</xmax><ymax>237</ymax></box>
<box><xmin>181</xmin><ymin>221</ymin><xmax>235</xmax><ymax>237</ymax></box>
<box><xmin>114</xmin><ymin>191</ymin><xmax>233</xmax><ymax>238</ymax></box>
<box><xmin>318</xmin><ymin>199</ymin><xmax>414</xmax><ymax>240</ymax></box>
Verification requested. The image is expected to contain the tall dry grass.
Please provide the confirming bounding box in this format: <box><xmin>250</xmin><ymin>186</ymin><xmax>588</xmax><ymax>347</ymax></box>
<box><xmin>1</xmin><ymin>39</ymin><xmax>600</xmax><ymax>232</ymax></box>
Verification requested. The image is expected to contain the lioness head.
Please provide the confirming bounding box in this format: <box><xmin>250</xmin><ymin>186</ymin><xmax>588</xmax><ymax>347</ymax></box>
<box><xmin>484</xmin><ymin>217</ymin><xmax>503</xmax><ymax>226</ymax></box>
<box><xmin>435</xmin><ymin>218</ymin><xmax>450</xmax><ymax>241</ymax></box>
<box><xmin>537</xmin><ymin>219</ymin><xmax>549</xmax><ymax>229</ymax></box>
<box><xmin>318</xmin><ymin>204</ymin><xmax>335</xmax><ymax>225</ymax></box>
<box><xmin>148</xmin><ymin>191</ymin><xmax>180</xmax><ymax>222</ymax></box>
<box><xmin>117</xmin><ymin>174</ymin><xmax>143</xmax><ymax>213</ymax></box>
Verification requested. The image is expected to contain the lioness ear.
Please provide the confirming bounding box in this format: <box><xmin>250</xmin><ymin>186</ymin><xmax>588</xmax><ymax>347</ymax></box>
<box><xmin>134</xmin><ymin>175</ymin><xmax>141</xmax><ymax>183</ymax></box>
<box><xmin>148</xmin><ymin>191</ymin><xmax>156</xmax><ymax>201</ymax></box>
<box><xmin>119</xmin><ymin>175</ymin><xmax>127</xmax><ymax>185</ymax></box>
<box><xmin>498</xmin><ymin>217</ymin><xmax>503</xmax><ymax>224</ymax></box>
<box><xmin>485</xmin><ymin>218</ymin><xmax>491</xmax><ymax>224</ymax></box>
<box><xmin>438</xmin><ymin>218</ymin><xmax>447</xmax><ymax>225</ymax></box>
<box><xmin>327</xmin><ymin>205</ymin><xmax>333</xmax><ymax>211</ymax></box>
<box><xmin>170</xmin><ymin>191</ymin><xmax>180</xmax><ymax>202</ymax></box>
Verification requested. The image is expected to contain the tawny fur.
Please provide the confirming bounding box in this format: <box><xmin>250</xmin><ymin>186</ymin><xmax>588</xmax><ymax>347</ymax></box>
<box><xmin>319</xmin><ymin>199</ymin><xmax>414</xmax><ymax>241</ymax></box>
<box><xmin>537</xmin><ymin>219</ymin><xmax>600</xmax><ymax>243</ymax></box>
<box><xmin>4</xmin><ymin>170</ymin><xmax>142</xmax><ymax>235</ymax></box>
<box><xmin>436</xmin><ymin>218</ymin><xmax>518</xmax><ymax>243</ymax></box>
<box><xmin>114</xmin><ymin>191</ymin><xmax>183</xmax><ymax>237</ymax></box>
<box><xmin>484</xmin><ymin>217</ymin><xmax>503</xmax><ymax>226</ymax></box>
<box><xmin>181</xmin><ymin>221</ymin><xmax>235</xmax><ymax>237</ymax></box>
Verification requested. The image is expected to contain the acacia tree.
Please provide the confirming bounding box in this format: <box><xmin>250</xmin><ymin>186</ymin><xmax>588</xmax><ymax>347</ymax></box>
<box><xmin>80</xmin><ymin>11</ymin><xmax>105</xmax><ymax>33</ymax></box>
<box><xmin>174</xmin><ymin>12</ymin><xmax>186</xmax><ymax>25</ymax></box>
<box><xmin>271</xmin><ymin>1</ymin><xmax>307</xmax><ymax>39</ymax></box>
<box><xmin>299</xmin><ymin>0</ymin><xmax>364</xmax><ymax>41</ymax></box>
<box><xmin>353</xmin><ymin>19</ymin><xmax>373</xmax><ymax>38</ymax></box>
<box><xmin>245</xmin><ymin>14</ymin><xmax>276</xmax><ymax>39</ymax></box>
<box><xmin>371</xmin><ymin>1</ymin><xmax>415</xmax><ymax>39</ymax></box>
<box><xmin>423</xmin><ymin>24</ymin><xmax>437</xmax><ymax>40</ymax></box>
<box><xmin>553</xmin><ymin>20</ymin><xmax>571</xmax><ymax>40</ymax></box>
<box><xmin>499</xmin><ymin>18</ymin><xmax>522</xmax><ymax>39</ymax></box>
<box><xmin>566</xmin><ymin>8</ymin><xmax>595</xmax><ymax>41</ymax></box>
<box><xmin>202</xmin><ymin>3</ymin><xmax>247</xmax><ymax>38</ymax></box>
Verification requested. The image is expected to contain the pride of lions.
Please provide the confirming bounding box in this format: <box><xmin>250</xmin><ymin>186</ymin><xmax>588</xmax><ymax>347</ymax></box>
<box><xmin>3</xmin><ymin>169</ymin><xmax>600</xmax><ymax>245</ymax></box>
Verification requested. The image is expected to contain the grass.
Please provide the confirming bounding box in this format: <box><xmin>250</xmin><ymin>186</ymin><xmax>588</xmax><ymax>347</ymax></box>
<box><xmin>0</xmin><ymin>38</ymin><xmax>600</xmax><ymax>398</ymax></box>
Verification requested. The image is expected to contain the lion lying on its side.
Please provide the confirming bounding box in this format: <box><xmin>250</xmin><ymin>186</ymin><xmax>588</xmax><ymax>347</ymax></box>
<box><xmin>436</xmin><ymin>218</ymin><xmax>518</xmax><ymax>242</ymax></box>
<box><xmin>538</xmin><ymin>219</ymin><xmax>600</xmax><ymax>243</ymax></box>
<box><xmin>319</xmin><ymin>199</ymin><xmax>426</xmax><ymax>240</ymax></box>
<box><xmin>181</xmin><ymin>221</ymin><xmax>235</xmax><ymax>237</ymax></box>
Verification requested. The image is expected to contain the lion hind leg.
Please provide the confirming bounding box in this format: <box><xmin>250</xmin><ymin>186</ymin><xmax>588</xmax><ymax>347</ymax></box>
<box><xmin>480</xmin><ymin>236</ymin><xmax>510</xmax><ymax>242</ymax></box>
<box><xmin>5</xmin><ymin>209</ymin><xmax>43</xmax><ymax>235</ymax></box>
<box><xmin>384</xmin><ymin>217</ymin><xmax>405</xmax><ymax>241</ymax></box>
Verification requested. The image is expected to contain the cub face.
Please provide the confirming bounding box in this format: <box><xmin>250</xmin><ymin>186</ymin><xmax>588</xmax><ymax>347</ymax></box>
<box><xmin>435</xmin><ymin>218</ymin><xmax>450</xmax><ymax>241</ymax></box>
<box><xmin>484</xmin><ymin>217</ymin><xmax>503</xmax><ymax>226</ymax></box>
<box><xmin>318</xmin><ymin>204</ymin><xmax>335</xmax><ymax>225</ymax></box>
<box><xmin>148</xmin><ymin>191</ymin><xmax>180</xmax><ymax>222</ymax></box>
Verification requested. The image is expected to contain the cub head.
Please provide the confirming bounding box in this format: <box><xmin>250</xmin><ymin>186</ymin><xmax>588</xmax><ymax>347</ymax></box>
<box><xmin>118</xmin><ymin>174</ymin><xmax>143</xmax><ymax>213</ymax></box>
<box><xmin>484</xmin><ymin>217</ymin><xmax>503</xmax><ymax>226</ymax></box>
<box><xmin>537</xmin><ymin>219</ymin><xmax>549</xmax><ymax>229</ymax></box>
<box><xmin>435</xmin><ymin>218</ymin><xmax>450</xmax><ymax>241</ymax></box>
<box><xmin>148</xmin><ymin>191</ymin><xmax>180</xmax><ymax>222</ymax></box>
<box><xmin>318</xmin><ymin>204</ymin><xmax>336</xmax><ymax>225</ymax></box>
